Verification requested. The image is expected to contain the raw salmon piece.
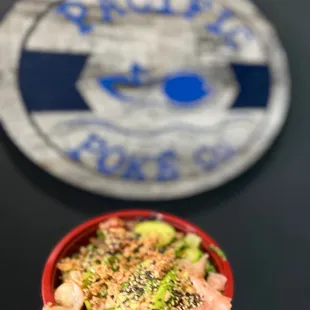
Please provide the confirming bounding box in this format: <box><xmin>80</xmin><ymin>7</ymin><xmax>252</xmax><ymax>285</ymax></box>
<box><xmin>207</xmin><ymin>272</ymin><xmax>227</xmax><ymax>292</ymax></box>
<box><xmin>191</xmin><ymin>276</ymin><xmax>231</xmax><ymax>310</ymax></box>
<box><xmin>181</xmin><ymin>254</ymin><xmax>208</xmax><ymax>278</ymax></box>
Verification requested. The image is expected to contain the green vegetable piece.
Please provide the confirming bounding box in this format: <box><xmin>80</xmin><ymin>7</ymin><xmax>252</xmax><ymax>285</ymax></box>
<box><xmin>112</xmin><ymin>265</ymin><xmax>119</xmax><ymax>272</ymax></box>
<box><xmin>173</xmin><ymin>240</ymin><xmax>187</xmax><ymax>257</ymax></box>
<box><xmin>184</xmin><ymin>233</ymin><xmax>202</xmax><ymax>248</ymax></box>
<box><xmin>183</xmin><ymin>247</ymin><xmax>203</xmax><ymax>263</ymax></box>
<box><xmin>205</xmin><ymin>259</ymin><xmax>217</xmax><ymax>275</ymax></box>
<box><xmin>103</xmin><ymin>255</ymin><xmax>113</xmax><ymax>265</ymax></box>
<box><xmin>99</xmin><ymin>284</ymin><xmax>108</xmax><ymax>297</ymax></box>
<box><xmin>96</xmin><ymin>229</ymin><xmax>105</xmax><ymax>241</ymax></box>
<box><xmin>87</xmin><ymin>244</ymin><xmax>97</xmax><ymax>251</ymax></box>
<box><xmin>209</xmin><ymin>244</ymin><xmax>227</xmax><ymax>261</ymax></box>
<box><xmin>84</xmin><ymin>300</ymin><xmax>92</xmax><ymax>310</ymax></box>
<box><xmin>99</xmin><ymin>290</ymin><xmax>107</xmax><ymax>297</ymax></box>
<box><xmin>134</xmin><ymin>221</ymin><xmax>176</xmax><ymax>247</ymax></box>
<box><xmin>120</xmin><ymin>282</ymin><xmax>129</xmax><ymax>291</ymax></box>
<box><xmin>103</xmin><ymin>255</ymin><xmax>119</xmax><ymax>271</ymax></box>
<box><xmin>152</xmin><ymin>270</ymin><xmax>176</xmax><ymax>309</ymax></box>
<box><xmin>83</xmin><ymin>268</ymin><xmax>95</xmax><ymax>287</ymax></box>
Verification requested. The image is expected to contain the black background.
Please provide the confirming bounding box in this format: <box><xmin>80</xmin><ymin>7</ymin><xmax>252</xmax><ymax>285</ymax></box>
<box><xmin>1</xmin><ymin>0</ymin><xmax>309</xmax><ymax>309</ymax></box>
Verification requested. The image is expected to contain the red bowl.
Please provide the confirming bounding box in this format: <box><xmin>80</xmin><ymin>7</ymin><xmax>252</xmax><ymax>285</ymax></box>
<box><xmin>42</xmin><ymin>210</ymin><xmax>234</xmax><ymax>305</ymax></box>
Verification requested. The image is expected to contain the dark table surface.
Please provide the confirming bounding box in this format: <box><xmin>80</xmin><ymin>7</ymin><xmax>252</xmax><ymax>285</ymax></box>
<box><xmin>1</xmin><ymin>0</ymin><xmax>310</xmax><ymax>309</ymax></box>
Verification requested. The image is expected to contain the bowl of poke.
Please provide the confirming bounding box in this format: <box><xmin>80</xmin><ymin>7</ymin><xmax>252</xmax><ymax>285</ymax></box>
<box><xmin>42</xmin><ymin>210</ymin><xmax>234</xmax><ymax>310</ymax></box>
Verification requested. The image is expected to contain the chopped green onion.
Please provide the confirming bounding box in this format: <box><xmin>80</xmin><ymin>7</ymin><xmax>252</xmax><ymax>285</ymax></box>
<box><xmin>120</xmin><ymin>282</ymin><xmax>129</xmax><ymax>290</ymax></box>
<box><xmin>112</xmin><ymin>265</ymin><xmax>119</xmax><ymax>272</ymax></box>
<box><xmin>84</xmin><ymin>300</ymin><xmax>92</xmax><ymax>310</ymax></box>
<box><xmin>83</xmin><ymin>268</ymin><xmax>95</xmax><ymax>287</ymax></box>
<box><xmin>103</xmin><ymin>255</ymin><xmax>120</xmax><ymax>272</ymax></box>
<box><xmin>99</xmin><ymin>290</ymin><xmax>107</xmax><ymax>297</ymax></box>
<box><xmin>104</xmin><ymin>255</ymin><xmax>116</xmax><ymax>265</ymax></box>
<box><xmin>96</xmin><ymin>229</ymin><xmax>105</xmax><ymax>241</ymax></box>
<box><xmin>87</xmin><ymin>244</ymin><xmax>96</xmax><ymax>251</ymax></box>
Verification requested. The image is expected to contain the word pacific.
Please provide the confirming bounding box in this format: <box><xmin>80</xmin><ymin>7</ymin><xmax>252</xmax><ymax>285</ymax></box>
<box><xmin>56</xmin><ymin>0</ymin><xmax>253</xmax><ymax>48</ymax></box>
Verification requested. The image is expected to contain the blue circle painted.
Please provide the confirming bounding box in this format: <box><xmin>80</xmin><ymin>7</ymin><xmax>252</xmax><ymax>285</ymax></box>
<box><xmin>163</xmin><ymin>72</ymin><xmax>209</xmax><ymax>108</ymax></box>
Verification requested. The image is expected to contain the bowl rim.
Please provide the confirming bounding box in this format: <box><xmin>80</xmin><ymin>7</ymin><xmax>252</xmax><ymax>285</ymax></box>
<box><xmin>41</xmin><ymin>209</ymin><xmax>234</xmax><ymax>305</ymax></box>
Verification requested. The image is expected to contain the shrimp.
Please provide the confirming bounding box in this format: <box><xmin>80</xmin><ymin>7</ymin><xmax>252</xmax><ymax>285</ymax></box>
<box><xmin>55</xmin><ymin>282</ymin><xmax>84</xmax><ymax>309</ymax></box>
<box><xmin>42</xmin><ymin>282</ymin><xmax>84</xmax><ymax>310</ymax></box>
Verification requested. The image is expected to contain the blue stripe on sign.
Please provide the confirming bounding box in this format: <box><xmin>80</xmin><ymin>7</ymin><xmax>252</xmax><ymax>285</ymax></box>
<box><xmin>230</xmin><ymin>64</ymin><xmax>271</xmax><ymax>108</ymax></box>
<box><xmin>19</xmin><ymin>50</ymin><xmax>90</xmax><ymax>112</ymax></box>
<box><xmin>18</xmin><ymin>50</ymin><xmax>270</xmax><ymax>112</ymax></box>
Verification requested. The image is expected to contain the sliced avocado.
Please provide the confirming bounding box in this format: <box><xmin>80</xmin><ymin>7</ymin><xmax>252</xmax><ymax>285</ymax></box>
<box><xmin>173</xmin><ymin>239</ymin><xmax>187</xmax><ymax>257</ymax></box>
<box><xmin>183</xmin><ymin>247</ymin><xmax>203</xmax><ymax>263</ymax></box>
<box><xmin>152</xmin><ymin>270</ymin><xmax>176</xmax><ymax>309</ymax></box>
<box><xmin>184</xmin><ymin>233</ymin><xmax>202</xmax><ymax>248</ymax></box>
<box><xmin>134</xmin><ymin>221</ymin><xmax>176</xmax><ymax>247</ymax></box>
